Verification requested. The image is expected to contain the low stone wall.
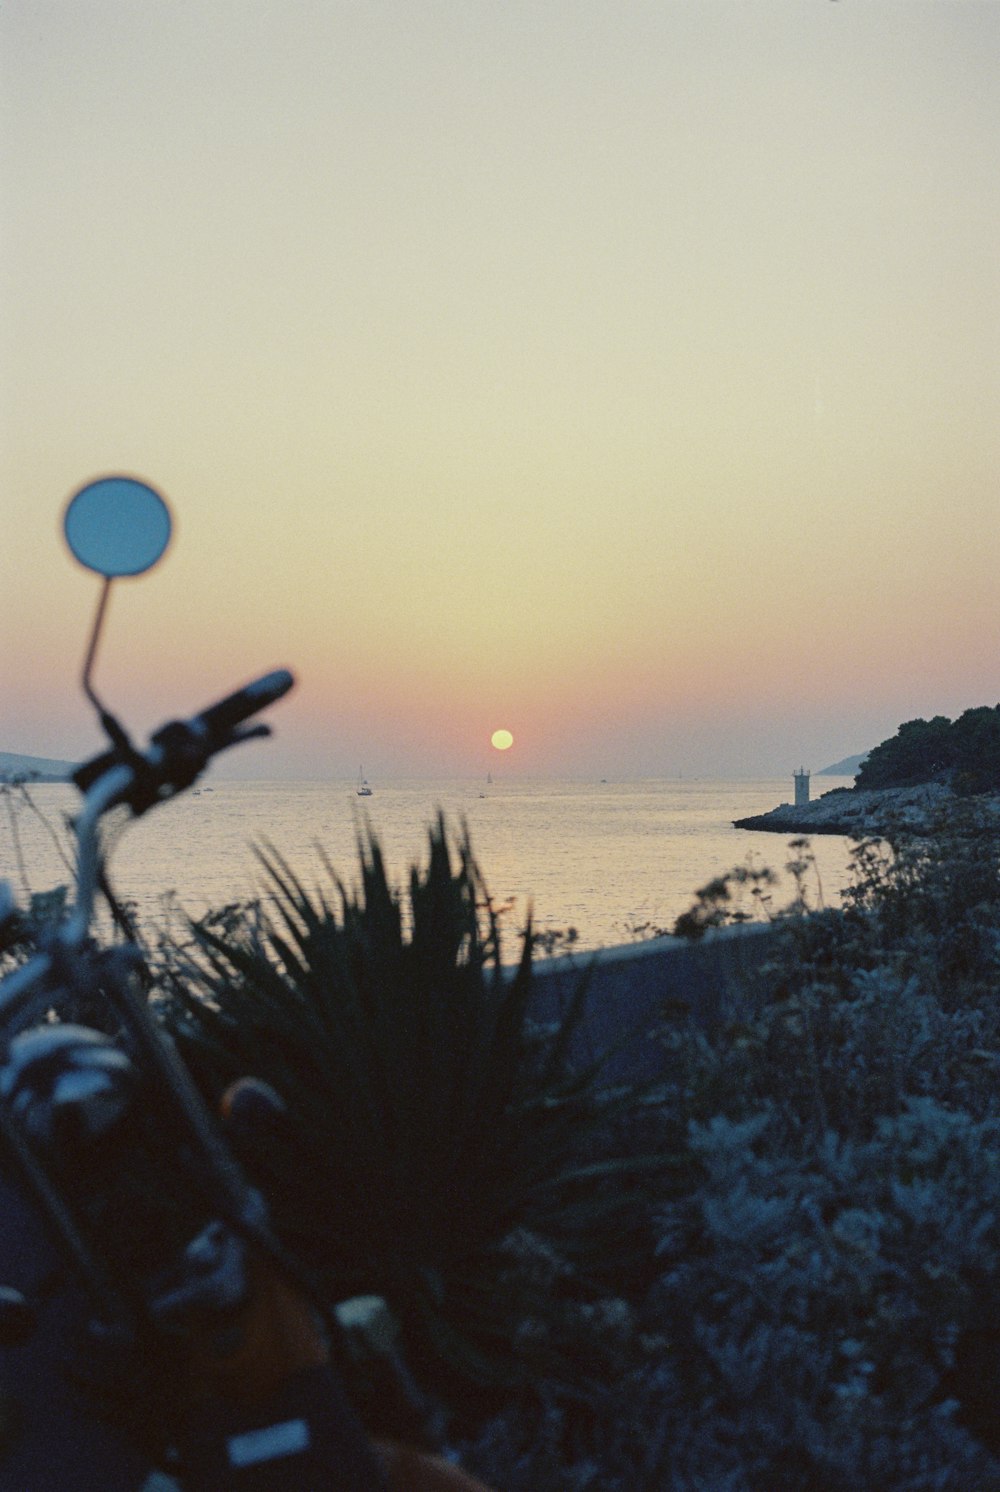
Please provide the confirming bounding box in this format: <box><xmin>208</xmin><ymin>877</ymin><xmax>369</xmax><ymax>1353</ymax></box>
<box><xmin>524</xmin><ymin>922</ymin><xmax>780</xmax><ymax>1083</ymax></box>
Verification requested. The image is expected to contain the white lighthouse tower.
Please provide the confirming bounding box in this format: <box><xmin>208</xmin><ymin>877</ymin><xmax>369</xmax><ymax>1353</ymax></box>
<box><xmin>794</xmin><ymin>767</ymin><xmax>810</xmax><ymax>807</ymax></box>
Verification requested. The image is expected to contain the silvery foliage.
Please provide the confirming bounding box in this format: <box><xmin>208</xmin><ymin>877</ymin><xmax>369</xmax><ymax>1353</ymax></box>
<box><xmin>642</xmin><ymin>1097</ymin><xmax>1000</xmax><ymax>1488</ymax></box>
<box><xmin>460</xmin><ymin>831</ymin><xmax>1000</xmax><ymax>1489</ymax></box>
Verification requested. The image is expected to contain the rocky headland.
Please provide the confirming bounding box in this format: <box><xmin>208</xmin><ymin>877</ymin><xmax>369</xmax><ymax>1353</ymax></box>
<box><xmin>734</xmin><ymin>781</ymin><xmax>1000</xmax><ymax>840</ymax></box>
<box><xmin>0</xmin><ymin>751</ymin><xmax>74</xmax><ymax>782</ymax></box>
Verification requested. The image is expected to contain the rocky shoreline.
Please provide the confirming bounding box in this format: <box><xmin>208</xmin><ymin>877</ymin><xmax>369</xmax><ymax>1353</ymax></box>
<box><xmin>734</xmin><ymin>781</ymin><xmax>1000</xmax><ymax>840</ymax></box>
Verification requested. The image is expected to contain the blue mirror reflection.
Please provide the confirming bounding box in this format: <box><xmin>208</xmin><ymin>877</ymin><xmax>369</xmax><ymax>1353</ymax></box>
<box><xmin>63</xmin><ymin>476</ymin><xmax>172</xmax><ymax>578</ymax></box>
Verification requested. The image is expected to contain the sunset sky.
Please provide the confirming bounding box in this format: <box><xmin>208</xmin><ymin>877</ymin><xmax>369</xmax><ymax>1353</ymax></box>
<box><xmin>2</xmin><ymin>2</ymin><xmax>997</xmax><ymax>780</ymax></box>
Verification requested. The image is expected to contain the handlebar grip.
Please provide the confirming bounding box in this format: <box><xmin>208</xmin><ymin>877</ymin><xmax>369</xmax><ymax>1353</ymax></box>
<box><xmin>192</xmin><ymin>670</ymin><xmax>295</xmax><ymax>746</ymax></box>
<box><xmin>72</xmin><ymin>670</ymin><xmax>295</xmax><ymax>813</ymax></box>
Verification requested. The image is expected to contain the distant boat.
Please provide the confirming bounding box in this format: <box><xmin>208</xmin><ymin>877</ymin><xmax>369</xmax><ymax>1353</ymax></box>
<box><xmin>479</xmin><ymin>771</ymin><xmax>491</xmax><ymax>799</ymax></box>
<box><xmin>357</xmin><ymin>767</ymin><xmax>373</xmax><ymax>797</ymax></box>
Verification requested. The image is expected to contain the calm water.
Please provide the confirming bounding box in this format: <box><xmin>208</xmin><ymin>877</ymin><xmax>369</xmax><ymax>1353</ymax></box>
<box><xmin>2</xmin><ymin>777</ymin><xmax>858</xmax><ymax>953</ymax></box>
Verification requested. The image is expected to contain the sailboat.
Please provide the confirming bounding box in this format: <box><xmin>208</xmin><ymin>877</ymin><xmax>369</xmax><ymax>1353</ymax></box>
<box><xmin>357</xmin><ymin>767</ymin><xmax>373</xmax><ymax>797</ymax></box>
<box><xmin>479</xmin><ymin>770</ymin><xmax>492</xmax><ymax>799</ymax></box>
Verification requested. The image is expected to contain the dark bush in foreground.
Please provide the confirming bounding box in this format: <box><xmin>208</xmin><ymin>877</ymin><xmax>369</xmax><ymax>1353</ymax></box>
<box><xmin>455</xmin><ymin>829</ymin><xmax>1000</xmax><ymax>1490</ymax></box>
<box><xmin>159</xmin><ymin>818</ymin><xmax>671</xmax><ymax>1435</ymax></box>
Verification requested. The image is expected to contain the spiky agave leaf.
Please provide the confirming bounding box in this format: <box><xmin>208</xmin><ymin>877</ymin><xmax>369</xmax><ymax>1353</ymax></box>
<box><xmin>159</xmin><ymin>815</ymin><xmax>674</xmax><ymax>1409</ymax></box>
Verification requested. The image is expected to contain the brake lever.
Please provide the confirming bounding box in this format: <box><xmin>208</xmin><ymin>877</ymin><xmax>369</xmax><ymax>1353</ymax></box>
<box><xmin>219</xmin><ymin>723</ymin><xmax>271</xmax><ymax>752</ymax></box>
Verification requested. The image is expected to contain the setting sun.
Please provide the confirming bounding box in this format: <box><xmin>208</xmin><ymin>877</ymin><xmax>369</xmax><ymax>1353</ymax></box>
<box><xmin>491</xmin><ymin>729</ymin><xmax>514</xmax><ymax>751</ymax></box>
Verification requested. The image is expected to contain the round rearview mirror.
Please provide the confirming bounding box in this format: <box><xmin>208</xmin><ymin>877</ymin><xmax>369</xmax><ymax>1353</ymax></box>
<box><xmin>63</xmin><ymin>475</ymin><xmax>172</xmax><ymax>578</ymax></box>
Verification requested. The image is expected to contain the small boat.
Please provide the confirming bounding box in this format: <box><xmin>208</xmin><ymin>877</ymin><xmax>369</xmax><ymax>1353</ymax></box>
<box><xmin>357</xmin><ymin>767</ymin><xmax>373</xmax><ymax>797</ymax></box>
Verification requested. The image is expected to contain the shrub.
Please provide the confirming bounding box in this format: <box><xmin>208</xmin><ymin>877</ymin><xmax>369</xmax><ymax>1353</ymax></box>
<box><xmin>856</xmin><ymin>705</ymin><xmax>1000</xmax><ymax>793</ymax></box>
<box><xmin>452</xmin><ymin>824</ymin><xmax>1000</xmax><ymax>1488</ymax></box>
<box><xmin>158</xmin><ymin>816</ymin><xmax>671</xmax><ymax>1430</ymax></box>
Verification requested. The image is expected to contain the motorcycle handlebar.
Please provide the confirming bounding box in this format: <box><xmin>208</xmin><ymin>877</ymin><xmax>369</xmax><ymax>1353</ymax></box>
<box><xmin>72</xmin><ymin>669</ymin><xmax>295</xmax><ymax>810</ymax></box>
<box><xmin>187</xmin><ymin>669</ymin><xmax>295</xmax><ymax>747</ymax></box>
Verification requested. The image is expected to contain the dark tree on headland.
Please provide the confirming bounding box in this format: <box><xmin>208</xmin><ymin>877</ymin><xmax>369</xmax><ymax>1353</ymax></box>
<box><xmin>856</xmin><ymin>706</ymin><xmax>1000</xmax><ymax>794</ymax></box>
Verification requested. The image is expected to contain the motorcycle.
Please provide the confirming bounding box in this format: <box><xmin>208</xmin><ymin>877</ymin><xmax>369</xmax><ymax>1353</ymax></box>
<box><xmin>0</xmin><ymin>477</ymin><xmax>493</xmax><ymax>1492</ymax></box>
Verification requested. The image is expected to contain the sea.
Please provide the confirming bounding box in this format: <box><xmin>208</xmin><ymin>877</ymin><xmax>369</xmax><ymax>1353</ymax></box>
<box><xmin>1</xmin><ymin>776</ymin><xmax>859</xmax><ymax>955</ymax></box>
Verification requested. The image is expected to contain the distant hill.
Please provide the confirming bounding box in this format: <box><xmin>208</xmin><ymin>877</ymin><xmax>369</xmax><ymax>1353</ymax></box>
<box><xmin>0</xmin><ymin>751</ymin><xmax>76</xmax><ymax>782</ymax></box>
<box><xmin>818</xmin><ymin>752</ymin><xmax>869</xmax><ymax>778</ymax></box>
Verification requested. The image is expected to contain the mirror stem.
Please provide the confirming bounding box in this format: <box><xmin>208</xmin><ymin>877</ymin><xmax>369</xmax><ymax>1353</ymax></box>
<box><xmin>81</xmin><ymin>578</ymin><xmax>131</xmax><ymax>752</ymax></box>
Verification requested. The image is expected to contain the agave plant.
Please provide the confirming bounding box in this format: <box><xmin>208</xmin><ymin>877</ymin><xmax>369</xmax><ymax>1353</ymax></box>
<box><xmin>158</xmin><ymin>816</ymin><xmax>670</xmax><ymax>1420</ymax></box>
